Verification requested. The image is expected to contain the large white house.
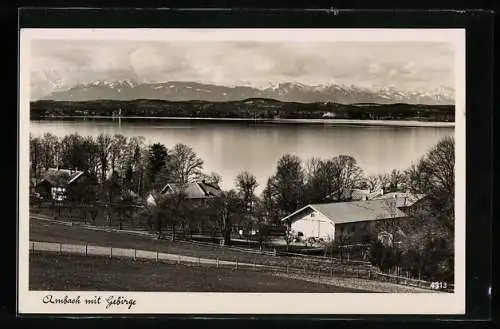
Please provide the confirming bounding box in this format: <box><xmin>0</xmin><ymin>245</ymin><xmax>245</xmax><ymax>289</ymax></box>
<box><xmin>281</xmin><ymin>193</ymin><xmax>426</xmax><ymax>243</ymax></box>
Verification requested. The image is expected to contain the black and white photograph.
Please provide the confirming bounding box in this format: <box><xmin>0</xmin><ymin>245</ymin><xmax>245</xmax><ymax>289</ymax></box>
<box><xmin>18</xmin><ymin>28</ymin><xmax>466</xmax><ymax>314</ymax></box>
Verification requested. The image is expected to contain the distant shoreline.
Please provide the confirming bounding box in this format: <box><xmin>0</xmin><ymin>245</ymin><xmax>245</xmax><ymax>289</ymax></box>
<box><xmin>31</xmin><ymin>116</ymin><xmax>455</xmax><ymax>128</ymax></box>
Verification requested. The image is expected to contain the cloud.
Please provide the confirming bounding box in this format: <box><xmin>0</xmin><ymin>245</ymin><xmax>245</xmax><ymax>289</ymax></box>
<box><xmin>30</xmin><ymin>40</ymin><xmax>455</xmax><ymax>99</ymax></box>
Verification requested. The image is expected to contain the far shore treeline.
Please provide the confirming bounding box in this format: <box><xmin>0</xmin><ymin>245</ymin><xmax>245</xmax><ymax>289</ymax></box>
<box><xmin>29</xmin><ymin>132</ymin><xmax>455</xmax><ymax>283</ymax></box>
<box><xmin>30</xmin><ymin>98</ymin><xmax>455</xmax><ymax>122</ymax></box>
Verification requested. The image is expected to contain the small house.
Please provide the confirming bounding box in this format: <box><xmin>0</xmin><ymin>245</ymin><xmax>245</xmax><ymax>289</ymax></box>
<box><xmin>35</xmin><ymin>168</ymin><xmax>92</xmax><ymax>201</ymax></box>
<box><xmin>146</xmin><ymin>180</ymin><xmax>222</xmax><ymax>206</ymax></box>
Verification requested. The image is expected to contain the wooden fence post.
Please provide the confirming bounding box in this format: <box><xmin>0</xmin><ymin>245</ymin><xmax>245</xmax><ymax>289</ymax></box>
<box><xmin>178</xmin><ymin>254</ymin><xmax>181</xmax><ymax>264</ymax></box>
<box><xmin>156</xmin><ymin>250</ymin><xmax>159</xmax><ymax>263</ymax></box>
<box><xmin>85</xmin><ymin>244</ymin><xmax>88</xmax><ymax>257</ymax></box>
<box><xmin>59</xmin><ymin>243</ymin><xmax>62</xmax><ymax>255</ymax></box>
<box><xmin>286</xmin><ymin>265</ymin><xmax>289</xmax><ymax>274</ymax></box>
<box><xmin>216</xmin><ymin>257</ymin><xmax>219</xmax><ymax>269</ymax></box>
<box><xmin>110</xmin><ymin>247</ymin><xmax>112</xmax><ymax>259</ymax></box>
<box><xmin>134</xmin><ymin>249</ymin><xmax>136</xmax><ymax>260</ymax></box>
<box><xmin>198</xmin><ymin>256</ymin><xmax>200</xmax><ymax>266</ymax></box>
<box><xmin>235</xmin><ymin>258</ymin><xmax>238</xmax><ymax>270</ymax></box>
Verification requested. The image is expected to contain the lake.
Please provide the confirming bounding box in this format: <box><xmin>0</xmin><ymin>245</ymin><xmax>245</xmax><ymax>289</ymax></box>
<box><xmin>29</xmin><ymin>119</ymin><xmax>455</xmax><ymax>194</ymax></box>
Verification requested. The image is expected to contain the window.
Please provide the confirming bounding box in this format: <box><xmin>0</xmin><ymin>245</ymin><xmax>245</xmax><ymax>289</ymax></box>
<box><xmin>297</xmin><ymin>231</ymin><xmax>304</xmax><ymax>237</ymax></box>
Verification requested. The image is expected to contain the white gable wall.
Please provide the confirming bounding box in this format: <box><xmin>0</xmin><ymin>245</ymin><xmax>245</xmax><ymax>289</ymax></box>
<box><xmin>290</xmin><ymin>209</ymin><xmax>335</xmax><ymax>241</ymax></box>
<box><xmin>146</xmin><ymin>194</ymin><xmax>156</xmax><ymax>206</ymax></box>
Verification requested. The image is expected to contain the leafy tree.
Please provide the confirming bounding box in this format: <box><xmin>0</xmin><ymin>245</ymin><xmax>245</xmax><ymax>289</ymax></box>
<box><xmin>146</xmin><ymin>142</ymin><xmax>169</xmax><ymax>190</ymax></box>
<box><xmin>169</xmin><ymin>143</ymin><xmax>204</xmax><ymax>184</ymax></box>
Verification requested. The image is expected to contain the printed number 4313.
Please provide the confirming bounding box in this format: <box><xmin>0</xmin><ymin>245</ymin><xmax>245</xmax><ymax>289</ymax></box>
<box><xmin>430</xmin><ymin>282</ymin><xmax>447</xmax><ymax>290</ymax></box>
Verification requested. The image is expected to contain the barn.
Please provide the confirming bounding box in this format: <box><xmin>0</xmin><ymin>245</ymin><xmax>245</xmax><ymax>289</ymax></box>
<box><xmin>280</xmin><ymin>193</ymin><xmax>426</xmax><ymax>244</ymax></box>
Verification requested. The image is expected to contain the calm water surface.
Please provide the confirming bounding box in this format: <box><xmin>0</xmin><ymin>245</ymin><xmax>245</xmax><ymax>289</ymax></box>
<box><xmin>30</xmin><ymin>119</ymin><xmax>454</xmax><ymax>194</ymax></box>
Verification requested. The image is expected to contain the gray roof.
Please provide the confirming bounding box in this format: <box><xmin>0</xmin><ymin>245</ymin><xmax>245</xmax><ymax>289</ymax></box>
<box><xmin>282</xmin><ymin>198</ymin><xmax>412</xmax><ymax>225</ymax></box>
<box><xmin>371</xmin><ymin>192</ymin><xmax>426</xmax><ymax>207</ymax></box>
<box><xmin>39</xmin><ymin>168</ymin><xmax>85</xmax><ymax>187</ymax></box>
<box><xmin>159</xmin><ymin>181</ymin><xmax>222</xmax><ymax>199</ymax></box>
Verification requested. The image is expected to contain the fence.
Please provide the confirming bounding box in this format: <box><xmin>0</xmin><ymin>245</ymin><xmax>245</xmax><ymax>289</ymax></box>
<box><xmin>29</xmin><ymin>241</ymin><xmax>374</xmax><ymax>282</ymax></box>
<box><xmin>29</xmin><ymin>241</ymin><xmax>452</xmax><ymax>292</ymax></box>
<box><xmin>369</xmin><ymin>271</ymin><xmax>455</xmax><ymax>293</ymax></box>
<box><xmin>31</xmin><ymin>214</ymin><xmax>452</xmax><ymax>291</ymax></box>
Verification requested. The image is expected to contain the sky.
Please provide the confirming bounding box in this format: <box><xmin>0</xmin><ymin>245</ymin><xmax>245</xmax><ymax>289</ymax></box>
<box><xmin>30</xmin><ymin>40</ymin><xmax>455</xmax><ymax>100</ymax></box>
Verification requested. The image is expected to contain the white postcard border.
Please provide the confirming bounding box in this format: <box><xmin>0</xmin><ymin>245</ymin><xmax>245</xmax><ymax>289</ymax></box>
<box><xmin>18</xmin><ymin>28</ymin><xmax>466</xmax><ymax>315</ymax></box>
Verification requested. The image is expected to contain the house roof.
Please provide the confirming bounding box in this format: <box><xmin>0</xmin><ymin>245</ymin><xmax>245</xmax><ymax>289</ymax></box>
<box><xmin>350</xmin><ymin>189</ymin><xmax>371</xmax><ymax>201</ymax></box>
<box><xmin>198</xmin><ymin>181</ymin><xmax>223</xmax><ymax>197</ymax></box>
<box><xmin>159</xmin><ymin>181</ymin><xmax>222</xmax><ymax>199</ymax></box>
<box><xmin>281</xmin><ymin>198</ymin><xmax>411</xmax><ymax>225</ymax></box>
<box><xmin>39</xmin><ymin>168</ymin><xmax>85</xmax><ymax>187</ymax></box>
<box><xmin>371</xmin><ymin>192</ymin><xmax>426</xmax><ymax>207</ymax></box>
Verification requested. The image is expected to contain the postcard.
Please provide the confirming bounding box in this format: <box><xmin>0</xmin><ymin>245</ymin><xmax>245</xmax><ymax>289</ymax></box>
<box><xmin>18</xmin><ymin>28</ymin><xmax>465</xmax><ymax>314</ymax></box>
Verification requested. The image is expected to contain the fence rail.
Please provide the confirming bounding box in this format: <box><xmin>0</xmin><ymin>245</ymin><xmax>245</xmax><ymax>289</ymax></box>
<box><xmin>29</xmin><ymin>241</ymin><xmax>452</xmax><ymax>292</ymax></box>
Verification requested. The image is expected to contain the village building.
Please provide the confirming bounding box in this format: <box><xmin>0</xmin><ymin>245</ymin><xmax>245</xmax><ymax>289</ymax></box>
<box><xmin>325</xmin><ymin>187</ymin><xmax>384</xmax><ymax>202</ymax></box>
<box><xmin>146</xmin><ymin>180</ymin><xmax>222</xmax><ymax>206</ymax></box>
<box><xmin>35</xmin><ymin>168</ymin><xmax>93</xmax><ymax>201</ymax></box>
<box><xmin>281</xmin><ymin>193</ymin><xmax>427</xmax><ymax>244</ymax></box>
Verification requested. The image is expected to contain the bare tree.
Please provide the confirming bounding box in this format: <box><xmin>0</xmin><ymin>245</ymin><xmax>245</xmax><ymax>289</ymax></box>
<box><xmin>109</xmin><ymin>134</ymin><xmax>128</xmax><ymax>175</ymax></box>
<box><xmin>235</xmin><ymin>171</ymin><xmax>258</xmax><ymax>202</ymax></box>
<box><xmin>206</xmin><ymin>189</ymin><xmax>243</xmax><ymax>246</ymax></box>
<box><xmin>29</xmin><ymin>134</ymin><xmax>43</xmax><ymax>184</ymax></box>
<box><xmin>170</xmin><ymin>143</ymin><xmax>204</xmax><ymax>184</ymax></box>
<box><xmin>40</xmin><ymin>132</ymin><xmax>60</xmax><ymax>170</ymax></box>
<box><xmin>329</xmin><ymin>155</ymin><xmax>363</xmax><ymax>201</ymax></box>
<box><xmin>407</xmin><ymin>136</ymin><xmax>455</xmax><ymax>226</ymax></box>
<box><xmin>366</xmin><ymin>174</ymin><xmax>381</xmax><ymax>192</ymax></box>
<box><xmin>97</xmin><ymin>133</ymin><xmax>112</xmax><ymax>184</ymax></box>
<box><xmin>196</xmin><ymin>171</ymin><xmax>222</xmax><ymax>185</ymax></box>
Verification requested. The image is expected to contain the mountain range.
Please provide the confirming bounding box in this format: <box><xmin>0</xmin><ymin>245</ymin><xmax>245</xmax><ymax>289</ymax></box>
<box><xmin>39</xmin><ymin>80</ymin><xmax>455</xmax><ymax>105</ymax></box>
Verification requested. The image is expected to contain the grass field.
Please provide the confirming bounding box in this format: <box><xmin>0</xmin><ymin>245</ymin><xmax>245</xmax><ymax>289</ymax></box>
<box><xmin>29</xmin><ymin>252</ymin><xmax>367</xmax><ymax>292</ymax></box>
<box><xmin>30</xmin><ymin>218</ymin><xmax>369</xmax><ymax>276</ymax></box>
